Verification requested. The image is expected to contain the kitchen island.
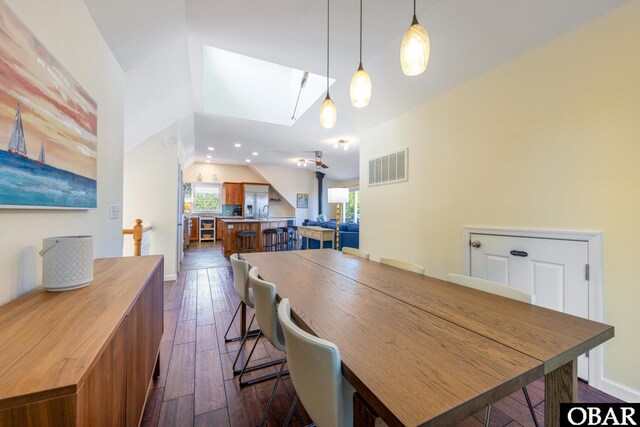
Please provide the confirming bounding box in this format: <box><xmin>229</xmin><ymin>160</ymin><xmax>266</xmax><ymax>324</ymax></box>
<box><xmin>221</xmin><ymin>218</ymin><xmax>290</xmax><ymax>257</ymax></box>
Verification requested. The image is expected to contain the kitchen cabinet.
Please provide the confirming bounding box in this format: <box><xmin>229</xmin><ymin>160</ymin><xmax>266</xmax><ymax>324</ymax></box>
<box><xmin>199</xmin><ymin>218</ymin><xmax>215</xmax><ymax>242</ymax></box>
<box><xmin>216</xmin><ymin>218</ymin><xmax>224</xmax><ymax>241</ymax></box>
<box><xmin>189</xmin><ymin>216</ymin><xmax>199</xmax><ymax>241</ymax></box>
<box><xmin>223</xmin><ymin>183</ymin><xmax>243</xmax><ymax>205</ymax></box>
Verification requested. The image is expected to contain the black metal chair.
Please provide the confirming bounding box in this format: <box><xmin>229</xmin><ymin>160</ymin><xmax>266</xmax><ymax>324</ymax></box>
<box><xmin>263</xmin><ymin>229</ymin><xmax>280</xmax><ymax>252</ymax></box>
<box><xmin>278</xmin><ymin>227</ymin><xmax>289</xmax><ymax>251</ymax></box>
<box><xmin>236</xmin><ymin>230</ymin><xmax>257</xmax><ymax>253</ymax></box>
<box><xmin>287</xmin><ymin>226</ymin><xmax>298</xmax><ymax>250</ymax></box>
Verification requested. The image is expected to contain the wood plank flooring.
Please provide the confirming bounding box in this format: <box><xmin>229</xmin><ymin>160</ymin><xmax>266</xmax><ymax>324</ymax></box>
<box><xmin>142</xmin><ymin>244</ymin><xmax>622</xmax><ymax>427</ymax></box>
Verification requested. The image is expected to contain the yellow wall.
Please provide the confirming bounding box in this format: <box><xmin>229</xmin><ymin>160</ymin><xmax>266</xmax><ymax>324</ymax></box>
<box><xmin>360</xmin><ymin>2</ymin><xmax>640</xmax><ymax>394</ymax></box>
<box><xmin>123</xmin><ymin>124</ymin><xmax>180</xmax><ymax>278</ymax></box>
<box><xmin>0</xmin><ymin>0</ymin><xmax>125</xmax><ymax>304</ymax></box>
<box><xmin>185</xmin><ymin>162</ymin><xmax>267</xmax><ymax>184</ymax></box>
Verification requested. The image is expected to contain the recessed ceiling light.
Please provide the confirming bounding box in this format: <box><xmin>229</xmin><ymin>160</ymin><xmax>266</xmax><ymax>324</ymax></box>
<box><xmin>234</xmin><ymin>143</ymin><xmax>242</xmax><ymax>148</ymax></box>
<box><xmin>206</xmin><ymin>155</ymin><xmax>212</xmax><ymax>159</ymax></box>
<box><xmin>207</xmin><ymin>147</ymin><xmax>215</xmax><ymax>151</ymax></box>
<box><xmin>252</xmin><ymin>152</ymin><xmax>258</xmax><ymax>156</ymax></box>
<box><xmin>245</xmin><ymin>159</ymin><xmax>251</xmax><ymax>163</ymax></box>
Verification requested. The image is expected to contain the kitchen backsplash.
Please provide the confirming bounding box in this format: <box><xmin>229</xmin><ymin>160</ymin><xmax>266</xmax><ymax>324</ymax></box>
<box><xmin>221</xmin><ymin>204</ymin><xmax>242</xmax><ymax>216</ymax></box>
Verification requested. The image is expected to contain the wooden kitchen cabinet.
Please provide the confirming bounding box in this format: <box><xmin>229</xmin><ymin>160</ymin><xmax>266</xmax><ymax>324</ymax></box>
<box><xmin>223</xmin><ymin>183</ymin><xmax>243</xmax><ymax>205</ymax></box>
<box><xmin>189</xmin><ymin>216</ymin><xmax>199</xmax><ymax>241</ymax></box>
<box><xmin>216</xmin><ymin>218</ymin><xmax>224</xmax><ymax>241</ymax></box>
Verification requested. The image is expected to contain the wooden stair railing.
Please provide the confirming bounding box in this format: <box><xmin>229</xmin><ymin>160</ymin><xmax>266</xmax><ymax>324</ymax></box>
<box><xmin>123</xmin><ymin>218</ymin><xmax>154</xmax><ymax>256</ymax></box>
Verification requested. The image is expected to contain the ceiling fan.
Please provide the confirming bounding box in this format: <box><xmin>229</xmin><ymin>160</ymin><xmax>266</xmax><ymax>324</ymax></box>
<box><xmin>298</xmin><ymin>151</ymin><xmax>329</xmax><ymax>169</ymax></box>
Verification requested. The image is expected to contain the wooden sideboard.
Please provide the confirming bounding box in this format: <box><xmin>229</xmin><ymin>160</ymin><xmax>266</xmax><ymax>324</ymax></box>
<box><xmin>0</xmin><ymin>256</ymin><xmax>164</xmax><ymax>427</ymax></box>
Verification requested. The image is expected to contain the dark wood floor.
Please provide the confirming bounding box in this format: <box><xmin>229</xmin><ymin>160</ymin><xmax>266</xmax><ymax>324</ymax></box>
<box><xmin>142</xmin><ymin>243</ymin><xmax>622</xmax><ymax>427</ymax></box>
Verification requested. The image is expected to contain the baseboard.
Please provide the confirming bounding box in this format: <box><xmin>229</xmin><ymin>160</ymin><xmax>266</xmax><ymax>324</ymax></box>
<box><xmin>599</xmin><ymin>377</ymin><xmax>640</xmax><ymax>402</ymax></box>
<box><xmin>164</xmin><ymin>274</ymin><xmax>177</xmax><ymax>281</ymax></box>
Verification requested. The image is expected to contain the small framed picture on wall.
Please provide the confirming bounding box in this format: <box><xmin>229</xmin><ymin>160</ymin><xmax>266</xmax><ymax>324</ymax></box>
<box><xmin>296</xmin><ymin>193</ymin><xmax>308</xmax><ymax>209</ymax></box>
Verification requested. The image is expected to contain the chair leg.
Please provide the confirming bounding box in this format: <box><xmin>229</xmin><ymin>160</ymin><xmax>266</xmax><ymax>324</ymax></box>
<box><xmin>236</xmin><ymin>330</ymin><xmax>285</xmax><ymax>385</ymax></box>
<box><xmin>522</xmin><ymin>386</ymin><xmax>539</xmax><ymax>427</ymax></box>
<box><xmin>284</xmin><ymin>394</ymin><xmax>299</xmax><ymax>427</ymax></box>
<box><xmin>257</xmin><ymin>359</ymin><xmax>287</xmax><ymax>427</ymax></box>
<box><xmin>483</xmin><ymin>405</ymin><xmax>492</xmax><ymax>426</ymax></box>
<box><xmin>231</xmin><ymin>314</ymin><xmax>256</xmax><ymax>372</ymax></box>
<box><xmin>224</xmin><ymin>302</ymin><xmax>260</xmax><ymax>343</ymax></box>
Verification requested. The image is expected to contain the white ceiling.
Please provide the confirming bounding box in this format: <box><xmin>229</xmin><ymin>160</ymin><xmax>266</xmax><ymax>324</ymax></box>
<box><xmin>84</xmin><ymin>0</ymin><xmax>628</xmax><ymax>181</ymax></box>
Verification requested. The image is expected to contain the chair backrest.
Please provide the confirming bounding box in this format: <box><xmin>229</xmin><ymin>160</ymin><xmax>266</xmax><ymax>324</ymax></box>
<box><xmin>342</xmin><ymin>247</ymin><xmax>370</xmax><ymax>260</ymax></box>
<box><xmin>278</xmin><ymin>299</ymin><xmax>347</xmax><ymax>427</ymax></box>
<box><xmin>248</xmin><ymin>267</ymin><xmax>285</xmax><ymax>351</ymax></box>
<box><xmin>380</xmin><ymin>257</ymin><xmax>425</xmax><ymax>275</ymax></box>
<box><xmin>446</xmin><ymin>273</ymin><xmax>533</xmax><ymax>303</ymax></box>
<box><xmin>230</xmin><ymin>254</ymin><xmax>253</xmax><ymax>308</ymax></box>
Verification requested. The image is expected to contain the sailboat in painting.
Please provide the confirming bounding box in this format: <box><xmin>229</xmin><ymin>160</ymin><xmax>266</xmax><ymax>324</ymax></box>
<box><xmin>7</xmin><ymin>102</ymin><xmax>28</xmax><ymax>159</ymax></box>
<box><xmin>36</xmin><ymin>140</ymin><xmax>46</xmax><ymax>164</ymax></box>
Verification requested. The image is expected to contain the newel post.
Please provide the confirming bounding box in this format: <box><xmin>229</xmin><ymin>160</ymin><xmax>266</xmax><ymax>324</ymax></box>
<box><xmin>133</xmin><ymin>219</ymin><xmax>143</xmax><ymax>256</ymax></box>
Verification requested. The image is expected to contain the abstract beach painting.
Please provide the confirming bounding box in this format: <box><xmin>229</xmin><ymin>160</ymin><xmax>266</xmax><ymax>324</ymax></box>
<box><xmin>0</xmin><ymin>0</ymin><xmax>97</xmax><ymax>209</ymax></box>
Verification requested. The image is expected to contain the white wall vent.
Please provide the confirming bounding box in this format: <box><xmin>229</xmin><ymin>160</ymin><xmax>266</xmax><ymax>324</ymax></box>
<box><xmin>368</xmin><ymin>148</ymin><xmax>408</xmax><ymax>186</ymax></box>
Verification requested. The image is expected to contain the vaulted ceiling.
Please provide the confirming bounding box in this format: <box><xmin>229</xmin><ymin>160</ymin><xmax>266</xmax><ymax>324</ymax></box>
<box><xmin>83</xmin><ymin>0</ymin><xmax>628</xmax><ymax>180</ymax></box>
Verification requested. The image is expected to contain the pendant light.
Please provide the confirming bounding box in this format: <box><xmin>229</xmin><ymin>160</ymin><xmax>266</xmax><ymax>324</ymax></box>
<box><xmin>319</xmin><ymin>0</ymin><xmax>337</xmax><ymax>128</ymax></box>
<box><xmin>400</xmin><ymin>0</ymin><xmax>430</xmax><ymax>76</ymax></box>
<box><xmin>350</xmin><ymin>0</ymin><xmax>372</xmax><ymax>107</ymax></box>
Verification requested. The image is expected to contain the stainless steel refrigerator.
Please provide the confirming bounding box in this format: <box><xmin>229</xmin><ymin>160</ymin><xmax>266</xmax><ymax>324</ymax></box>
<box><xmin>244</xmin><ymin>184</ymin><xmax>270</xmax><ymax>218</ymax></box>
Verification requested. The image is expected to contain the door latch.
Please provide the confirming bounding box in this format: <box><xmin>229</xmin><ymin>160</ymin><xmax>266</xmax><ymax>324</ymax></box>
<box><xmin>510</xmin><ymin>250</ymin><xmax>528</xmax><ymax>257</ymax></box>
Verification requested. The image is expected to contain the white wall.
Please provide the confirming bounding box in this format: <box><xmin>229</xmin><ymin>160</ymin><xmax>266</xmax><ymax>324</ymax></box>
<box><xmin>0</xmin><ymin>0</ymin><xmax>125</xmax><ymax>304</ymax></box>
<box><xmin>251</xmin><ymin>165</ymin><xmax>326</xmax><ymax>225</ymax></box>
<box><xmin>185</xmin><ymin>162</ymin><xmax>266</xmax><ymax>184</ymax></box>
<box><xmin>359</xmin><ymin>2</ymin><xmax>640</xmax><ymax>398</ymax></box>
<box><xmin>123</xmin><ymin>124</ymin><xmax>180</xmax><ymax>279</ymax></box>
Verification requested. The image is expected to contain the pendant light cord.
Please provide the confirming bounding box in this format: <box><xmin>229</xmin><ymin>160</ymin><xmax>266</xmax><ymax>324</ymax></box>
<box><xmin>414</xmin><ymin>0</ymin><xmax>416</xmax><ymax>16</ymax></box>
<box><xmin>326</xmin><ymin>0</ymin><xmax>330</xmax><ymax>93</ymax></box>
<box><xmin>359</xmin><ymin>0</ymin><xmax>363</xmax><ymax>64</ymax></box>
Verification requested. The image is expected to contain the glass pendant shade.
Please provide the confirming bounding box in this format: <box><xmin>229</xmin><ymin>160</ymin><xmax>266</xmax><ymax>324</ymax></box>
<box><xmin>320</xmin><ymin>94</ymin><xmax>337</xmax><ymax>128</ymax></box>
<box><xmin>400</xmin><ymin>16</ymin><xmax>430</xmax><ymax>76</ymax></box>
<box><xmin>350</xmin><ymin>64</ymin><xmax>372</xmax><ymax>108</ymax></box>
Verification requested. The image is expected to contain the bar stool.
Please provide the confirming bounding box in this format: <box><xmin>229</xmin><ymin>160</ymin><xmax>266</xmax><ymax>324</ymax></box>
<box><xmin>263</xmin><ymin>229</ymin><xmax>280</xmax><ymax>252</ymax></box>
<box><xmin>278</xmin><ymin>227</ymin><xmax>289</xmax><ymax>251</ymax></box>
<box><xmin>287</xmin><ymin>226</ymin><xmax>298</xmax><ymax>250</ymax></box>
<box><xmin>237</xmin><ymin>230</ymin><xmax>257</xmax><ymax>253</ymax></box>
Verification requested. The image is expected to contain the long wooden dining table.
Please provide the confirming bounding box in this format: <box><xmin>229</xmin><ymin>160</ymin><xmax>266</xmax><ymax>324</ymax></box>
<box><xmin>240</xmin><ymin>249</ymin><xmax>614</xmax><ymax>427</ymax></box>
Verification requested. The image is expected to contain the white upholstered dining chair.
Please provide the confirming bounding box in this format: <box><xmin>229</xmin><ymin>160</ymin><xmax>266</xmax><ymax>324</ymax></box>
<box><xmin>278</xmin><ymin>298</ymin><xmax>355</xmax><ymax>427</ymax></box>
<box><xmin>342</xmin><ymin>247</ymin><xmax>370</xmax><ymax>260</ymax></box>
<box><xmin>248</xmin><ymin>267</ymin><xmax>290</xmax><ymax>425</ymax></box>
<box><xmin>228</xmin><ymin>254</ymin><xmax>281</xmax><ymax>381</ymax></box>
<box><xmin>446</xmin><ymin>273</ymin><xmax>539</xmax><ymax>427</ymax></box>
<box><xmin>379</xmin><ymin>257</ymin><xmax>425</xmax><ymax>275</ymax></box>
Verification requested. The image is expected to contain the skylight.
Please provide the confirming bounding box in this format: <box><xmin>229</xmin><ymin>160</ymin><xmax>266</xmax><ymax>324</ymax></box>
<box><xmin>203</xmin><ymin>46</ymin><xmax>334</xmax><ymax>126</ymax></box>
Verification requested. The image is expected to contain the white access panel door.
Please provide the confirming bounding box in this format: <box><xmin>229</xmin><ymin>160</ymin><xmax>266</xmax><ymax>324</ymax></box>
<box><xmin>469</xmin><ymin>234</ymin><xmax>590</xmax><ymax>380</ymax></box>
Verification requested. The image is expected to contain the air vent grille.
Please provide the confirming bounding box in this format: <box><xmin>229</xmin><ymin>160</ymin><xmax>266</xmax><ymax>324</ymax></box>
<box><xmin>368</xmin><ymin>148</ymin><xmax>407</xmax><ymax>186</ymax></box>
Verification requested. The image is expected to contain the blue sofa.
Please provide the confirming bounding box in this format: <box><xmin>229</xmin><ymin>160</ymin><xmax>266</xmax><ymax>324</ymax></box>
<box><xmin>300</xmin><ymin>220</ymin><xmax>359</xmax><ymax>250</ymax></box>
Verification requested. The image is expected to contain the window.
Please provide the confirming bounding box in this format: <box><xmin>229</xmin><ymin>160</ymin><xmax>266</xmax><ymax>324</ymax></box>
<box><xmin>345</xmin><ymin>190</ymin><xmax>360</xmax><ymax>223</ymax></box>
<box><xmin>191</xmin><ymin>183</ymin><xmax>221</xmax><ymax>213</ymax></box>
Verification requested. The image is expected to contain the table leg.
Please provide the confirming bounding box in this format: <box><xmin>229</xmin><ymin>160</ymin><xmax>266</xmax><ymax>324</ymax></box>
<box><xmin>545</xmin><ymin>358</ymin><xmax>577</xmax><ymax>427</ymax></box>
<box><xmin>240</xmin><ymin>302</ymin><xmax>247</xmax><ymax>337</ymax></box>
<box><xmin>354</xmin><ymin>392</ymin><xmax>376</xmax><ymax>427</ymax></box>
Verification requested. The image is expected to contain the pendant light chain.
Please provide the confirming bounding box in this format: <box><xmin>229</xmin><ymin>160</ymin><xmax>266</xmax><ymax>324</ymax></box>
<box><xmin>326</xmin><ymin>0</ymin><xmax>330</xmax><ymax>93</ymax></box>
<box><xmin>359</xmin><ymin>0</ymin><xmax>363</xmax><ymax>65</ymax></box>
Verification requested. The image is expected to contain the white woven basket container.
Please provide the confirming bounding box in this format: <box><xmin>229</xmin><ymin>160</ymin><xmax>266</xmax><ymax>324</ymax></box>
<box><xmin>39</xmin><ymin>236</ymin><xmax>94</xmax><ymax>291</ymax></box>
